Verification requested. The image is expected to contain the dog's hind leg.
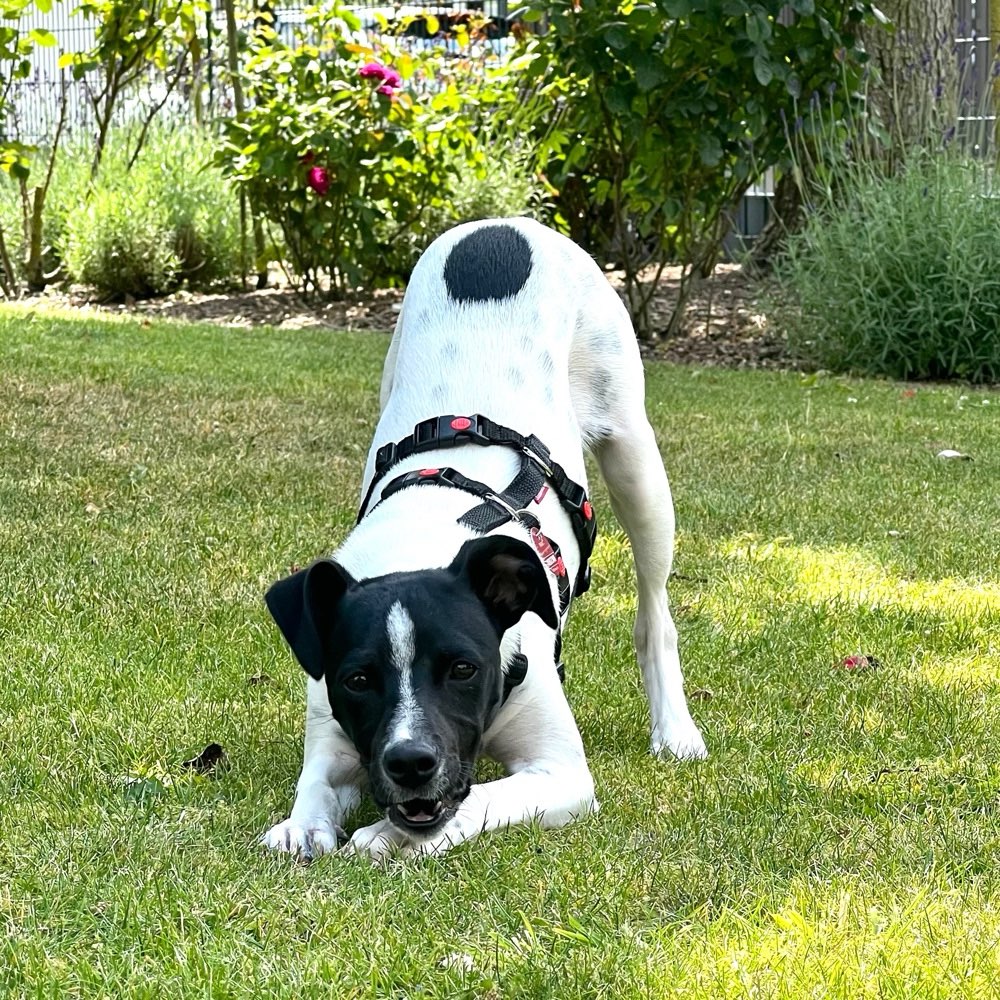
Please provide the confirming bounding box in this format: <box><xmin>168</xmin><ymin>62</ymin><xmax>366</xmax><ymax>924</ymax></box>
<box><xmin>573</xmin><ymin>286</ymin><xmax>707</xmax><ymax>760</ymax></box>
<box><xmin>261</xmin><ymin>680</ymin><xmax>365</xmax><ymax>860</ymax></box>
<box><xmin>594</xmin><ymin>424</ymin><xmax>707</xmax><ymax>759</ymax></box>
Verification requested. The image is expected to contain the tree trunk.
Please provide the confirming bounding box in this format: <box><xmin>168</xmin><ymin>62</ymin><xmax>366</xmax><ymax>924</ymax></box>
<box><xmin>751</xmin><ymin>1</ymin><xmax>959</xmax><ymax>268</ymax></box>
<box><xmin>863</xmin><ymin>0</ymin><xmax>958</xmax><ymax>162</ymax></box>
<box><xmin>746</xmin><ymin>171</ymin><xmax>804</xmax><ymax>272</ymax></box>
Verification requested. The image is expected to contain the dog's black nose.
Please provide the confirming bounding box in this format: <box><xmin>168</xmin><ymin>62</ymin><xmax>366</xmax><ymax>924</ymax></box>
<box><xmin>382</xmin><ymin>740</ymin><xmax>440</xmax><ymax>788</ymax></box>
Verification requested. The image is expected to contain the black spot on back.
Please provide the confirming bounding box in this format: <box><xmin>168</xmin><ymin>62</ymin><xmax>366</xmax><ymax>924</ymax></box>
<box><xmin>443</xmin><ymin>225</ymin><xmax>532</xmax><ymax>303</ymax></box>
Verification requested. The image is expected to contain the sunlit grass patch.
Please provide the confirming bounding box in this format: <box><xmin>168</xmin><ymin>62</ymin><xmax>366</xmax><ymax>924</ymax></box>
<box><xmin>721</xmin><ymin>534</ymin><xmax>1000</xmax><ymax>619</ymax></box>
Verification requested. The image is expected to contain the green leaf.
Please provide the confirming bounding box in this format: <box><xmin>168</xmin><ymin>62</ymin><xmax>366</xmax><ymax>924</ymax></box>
<box><xmin>789</xmin><ymin>0</ymin><xmax>815</xmax><ymax>13</ymax></box>
<box><xmin>745</xmin><ymin>12</ymin><xmax>771</xmax><ymax>45</ymax></box>
<box><xmin>605</xmin><ymin>84</ymin><xmax>632</xmax><ymax>114</ymax></box>
<box><xmin>634</xmin><ymin>53</ymin><xmax>667</xmax><ymax>92</ymax></box>
<box><xmin>697</xmin><ymin>133</ymin><xmax>723</xmax><ymax>166</ymax></box>
<box><xmin>29</xmin><ymin>27</ymin><xmax>56</xmax><ymax>46</ymax></box>
<box><xmin>661</xmin><ymin>0</ymin><xmax>691</xmax><ymax>16</ymax></box>
<box><xmin>753</xmin><ymin>52</ymin><xmax>774</xmax><ymax>86</ymax></box>
<box><xmin>603</xmin><ymin>22</ymin><xmax>630</xmax><ymax>50</ymax></box>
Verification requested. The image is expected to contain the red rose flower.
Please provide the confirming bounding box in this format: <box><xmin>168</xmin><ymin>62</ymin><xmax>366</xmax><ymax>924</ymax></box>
<box><xmin>306</xmin><ymin>165</ymin><xmax>330</xmax><ymax>196</ymax></box>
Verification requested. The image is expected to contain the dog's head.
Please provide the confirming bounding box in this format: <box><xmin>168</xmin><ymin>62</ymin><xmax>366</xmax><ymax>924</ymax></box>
<box><xmin>265</xmin><ymin>536</ymin><xmax>557</xmax><ymax>836</ymax></box>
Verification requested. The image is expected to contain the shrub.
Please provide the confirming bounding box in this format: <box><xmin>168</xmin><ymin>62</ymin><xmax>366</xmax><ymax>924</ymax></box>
<box><xmin>62</xmin><ymin>126</ymin><xmax>240</xmax><ymax>298</ymax></box>
<box><xmin>774</xmin><ymin>151</ymin><xmax>1000</xmax><ymax>384</ymax></box>
<box><xmin>217</xmin><ymin>2</ymin><xmax>544</xmax><ymax>296</ymax></box>
<box><xmin>521</xmin><ymin>0</ymin><xmax>880</xmax><ymax>337</ymax></box>
<box><xmin>63</xmin><ymin>187</ymin><xmax>180</xmax><ymax>298</ymax></box>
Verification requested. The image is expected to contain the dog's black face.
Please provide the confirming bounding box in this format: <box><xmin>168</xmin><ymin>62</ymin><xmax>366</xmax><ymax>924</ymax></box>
<box><xmin>265</xmin><ymin>536</ymin><xmax>557</xmax><ymax>836</ymax></box>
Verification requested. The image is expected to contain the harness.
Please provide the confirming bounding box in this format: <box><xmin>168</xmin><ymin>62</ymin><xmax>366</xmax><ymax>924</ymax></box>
<box><xmin>356</xmin><ymin>414</ymin><xmax>598</xmax><ymax>696</ymax></box>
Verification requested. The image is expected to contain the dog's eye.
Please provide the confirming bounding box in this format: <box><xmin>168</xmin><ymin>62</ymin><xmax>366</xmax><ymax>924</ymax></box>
<box><xmin>449</xmin><ymin>661</ymin><xmax>478</xmax><ymax>681</ymax></box>
<box><xmin>343</xmin><ymin>671</ymin><xmax>371</xmax><ymax>693</ymax></box>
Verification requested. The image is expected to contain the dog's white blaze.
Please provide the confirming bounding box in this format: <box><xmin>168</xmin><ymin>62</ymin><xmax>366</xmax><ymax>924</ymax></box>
<box><xmin>386</xmin><ymin>601</ymin><xmax>421</xmax><ymax>742</ymax></box>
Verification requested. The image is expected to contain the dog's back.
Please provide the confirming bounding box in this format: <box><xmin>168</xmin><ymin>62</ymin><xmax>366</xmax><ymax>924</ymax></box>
<box><xmin>370</xmin><ymin>218</ymin><xmax>643</xmax><ymax>492</ymax></box>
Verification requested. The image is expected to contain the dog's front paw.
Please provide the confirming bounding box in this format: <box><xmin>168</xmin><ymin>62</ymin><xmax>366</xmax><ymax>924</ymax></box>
<box><xmin>261</xmin><ymin>817</ymin><xmax>346</xmax><ymax>861</ymax></box>
<box><xmin>344</xmin><ymin>818</ymin><xmax>465</xmax><ymax>861</ymax></box>
<box><xmin>343</xmin><ymin>818</ymin><xmax>411</xmax><ymax>862</ymax></box>
<box><xmin>653</xmin><ymin>718</ymin><xmax>708</xmax><ymax>761</ymax></box>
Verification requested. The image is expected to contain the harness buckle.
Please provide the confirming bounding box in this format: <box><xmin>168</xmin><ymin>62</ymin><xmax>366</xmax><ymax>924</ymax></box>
<box><xmin>375</xmin><ymin>441</ymin><xmax>398</xmax><ymax>470</ymax></box>
<box><xmin>413</xmin><ymin>414</ymin><xmax>490</xmax><ymax>450</ymax></box>
<box><xmin>521</xmin><ymin>445</ymin><xmax>553</xmax><ymax>478</ymax></box>
<box><xmin>484</xmin><ymin>492</ymin><xmax>535</xmax><ymax>525</ymax></box>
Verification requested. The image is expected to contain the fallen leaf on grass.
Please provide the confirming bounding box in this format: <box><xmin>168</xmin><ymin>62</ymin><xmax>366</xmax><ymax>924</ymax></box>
<box><xmin>689</xmin><ymin>688</ymin><xmax>714</xmax><ymax>702</ymax></box>
<box><xmin>838</xmin><ymin>654</ymin><xmax>881</xmax><ymax>672</ymax></box>
<box><xmin>247</xmin><ymin>673</ymin><xmax>272</xmax><ymax>687</ymax></box>
<box><xmin>936</xmin><ymin>449</ymin><xmax>973</xmax><ymax>461</ymax></box>
<box><xmin>182</xmin><ymin>743</ymin><xmax>227</xmax><ymax>774</ymax></box>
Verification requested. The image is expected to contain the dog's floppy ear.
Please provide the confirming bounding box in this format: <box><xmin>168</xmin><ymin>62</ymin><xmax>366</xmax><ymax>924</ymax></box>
<box><xmin>265</xmin><ymin>560</ymin><xmax>355</xmax><ymax>679</ymax></box>
<box><xmin>450</xmin><ymin>535</ymin><xmax>558</xmax><ymax>634</ymax></box>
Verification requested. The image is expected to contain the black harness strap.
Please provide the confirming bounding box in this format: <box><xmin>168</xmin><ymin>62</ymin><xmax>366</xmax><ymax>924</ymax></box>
<box><xmin>357</xmin><ymin>413</ymin><xmax>597</xmax><ymax>602</ymax></box>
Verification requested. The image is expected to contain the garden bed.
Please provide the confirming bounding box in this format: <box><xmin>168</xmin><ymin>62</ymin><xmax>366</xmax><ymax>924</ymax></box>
<box><xmin>32</xmin><ymin>262</ymin><xmax>789</xmax><ymax>371</ymax></box>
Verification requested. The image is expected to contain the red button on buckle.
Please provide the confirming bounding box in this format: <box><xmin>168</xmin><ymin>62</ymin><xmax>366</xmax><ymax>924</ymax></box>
<box><xmin>583</xmin><ymin>500</ymin><xmax>593</xmax><ymax>520</ymax></box>
<box><xmin>450</xmin><ymin>417</ymin><xmax>472</xmax><ymax>431</ymax></box>
<box><xmin>419</xmin><ymin>468</ymin><xmax>439</xmax><ymax>477</ymax></box>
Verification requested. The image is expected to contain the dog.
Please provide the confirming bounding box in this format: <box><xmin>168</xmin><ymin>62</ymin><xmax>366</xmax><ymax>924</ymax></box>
<box><xmin>262</xmin><ymin>218</ymin><xmax>707</xmax><ymax>861</ymax></box>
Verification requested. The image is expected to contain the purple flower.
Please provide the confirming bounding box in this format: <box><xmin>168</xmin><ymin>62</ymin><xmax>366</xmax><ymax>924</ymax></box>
<box><xmin>376</xmin><ymin>83</ymin><xmax>396</xmax><ymax>97</ymax></box>
<box><xmin>359</xmin><ymin>61</ymin><xmax>387</xmax><ymax>79</ymax></box>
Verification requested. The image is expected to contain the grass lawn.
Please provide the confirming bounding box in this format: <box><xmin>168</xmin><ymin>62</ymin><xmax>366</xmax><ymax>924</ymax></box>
<box><xmin>1</xmin><ymin>305</ymin><xmax>999</xmax><ymax>999</ymax></box>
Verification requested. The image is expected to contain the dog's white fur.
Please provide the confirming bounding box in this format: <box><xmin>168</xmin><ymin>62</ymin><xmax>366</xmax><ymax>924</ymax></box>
<box><xmin>263</xmin><ymin>218</ymin><xmax>707</xmax><ymax>861</ymax></box>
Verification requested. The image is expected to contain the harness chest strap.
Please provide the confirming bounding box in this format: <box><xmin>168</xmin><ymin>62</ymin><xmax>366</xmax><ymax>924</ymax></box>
<box><xmin>356</xmin><ymin>413</ymin><xmax>598</xmax><ymax>603</ymax></box>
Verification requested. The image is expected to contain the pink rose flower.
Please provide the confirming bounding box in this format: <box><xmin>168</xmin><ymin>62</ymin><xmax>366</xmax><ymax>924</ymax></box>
<box><xmin>306</xmin><ymin>165</ymin><xmax>330</xmax><ymax>196</ymax></box>
<box><xmin>358</xmin><ymin>60</ymin><xmax>402</xmax><ymax>91</ymax></box>
<box><xmin>376</xmin><ymin>84</ymin><xmax>396</xmax><ymax>97</ymax></box>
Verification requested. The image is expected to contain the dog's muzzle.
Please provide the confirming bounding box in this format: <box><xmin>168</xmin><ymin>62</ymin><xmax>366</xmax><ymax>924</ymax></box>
<box><xmin>373</xmin><ymin>739</ymin><xmax>471</xmax><ymax>834</ymax></box>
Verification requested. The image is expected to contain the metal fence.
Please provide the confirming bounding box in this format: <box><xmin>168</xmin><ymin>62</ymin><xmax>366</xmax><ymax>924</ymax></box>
<box><xmin>6</xmin><ymin>1</ymin><xmax>998</xmax><ymax>145</ymax></box>
<box><xmin>956</xmin><ymin>0</ymin><xmax>999</xmax><ymax>147</ymax></box>
<box><xmin>4</xmin><ymin>1</ymin><xmax>516</xmax><ymax>144</ymax></box>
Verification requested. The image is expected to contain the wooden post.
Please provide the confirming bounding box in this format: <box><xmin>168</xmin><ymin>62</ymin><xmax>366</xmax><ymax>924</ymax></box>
<box><xmin>224</xmin><ymin>0</ymin><xmax>268</xmax><ymax>289</ymax></box>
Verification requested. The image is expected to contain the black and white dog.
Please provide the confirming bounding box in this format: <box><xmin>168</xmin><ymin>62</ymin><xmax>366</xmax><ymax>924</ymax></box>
<box><xmin>262</xmin><ymin>218</ymin><xmax>707</xmax><ymax>861</ymax></box>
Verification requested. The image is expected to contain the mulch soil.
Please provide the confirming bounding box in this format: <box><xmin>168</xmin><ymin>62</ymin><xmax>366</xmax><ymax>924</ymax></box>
<box><xmin>30</xmin><ymin>262</ymin><xmax>791</xmax><ymax>371</ymax></box>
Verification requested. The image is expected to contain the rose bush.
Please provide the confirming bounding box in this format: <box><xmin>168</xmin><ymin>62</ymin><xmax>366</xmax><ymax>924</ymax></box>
<box><xmin>217</xmin><ymin>3</ymin><xmax>528</xmax><ymax>296</ymax></box>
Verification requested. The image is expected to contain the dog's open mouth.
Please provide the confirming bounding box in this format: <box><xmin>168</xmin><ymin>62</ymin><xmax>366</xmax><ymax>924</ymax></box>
<box><xmin>389</xmin><ymin>798</ymin><xmax>449</xmax><ymax>831</ymax></box>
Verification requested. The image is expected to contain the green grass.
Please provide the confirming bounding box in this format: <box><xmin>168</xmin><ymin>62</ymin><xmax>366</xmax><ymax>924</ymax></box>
<box><xmin>1</xmin><ymin>306</ymin><xmax>999</xmax><ymax>999</ymax></box>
